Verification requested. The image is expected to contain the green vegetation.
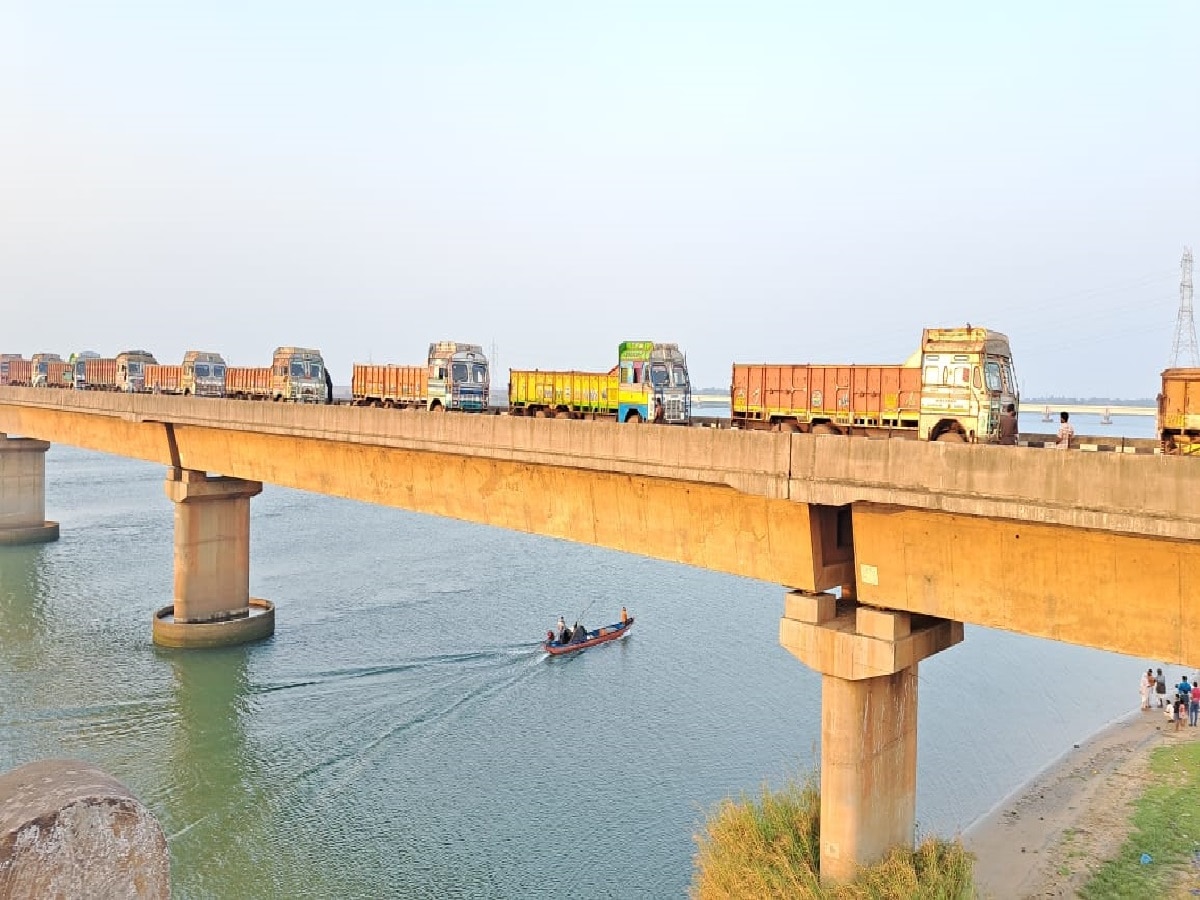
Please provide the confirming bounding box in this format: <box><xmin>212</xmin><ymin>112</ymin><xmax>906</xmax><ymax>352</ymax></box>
<box><xmin>1080</xmin><ymin>740</ymin><xmax>1200</xmax><ymax>899</ymax></box>
<box><xmin>691</xmin><ymin>774</ymin><xmax>974</xmax><ymax>899</ymax></box>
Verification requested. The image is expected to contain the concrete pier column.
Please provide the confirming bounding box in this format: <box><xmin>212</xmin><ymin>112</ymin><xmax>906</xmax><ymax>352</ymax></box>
<box><xmin>152</xmin><ymin>468</ymin><xmax>274</xmax><ymax>648</ymax></box>
<box><xmin>0</xmin><ymin>434</ymin><xmax>59</xmax><ymax>545</ymax></box>
<box><xmin>779</xmin><ymin>590</ymin><xmax>963</xmax><ymax>884</ymax></box>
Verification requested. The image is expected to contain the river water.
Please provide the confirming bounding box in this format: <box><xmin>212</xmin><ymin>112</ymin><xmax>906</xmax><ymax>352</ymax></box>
<box><xmin>0</xmin><ymin>412</ymin><xmax>1164</xmax><ymax>898</ymax></box>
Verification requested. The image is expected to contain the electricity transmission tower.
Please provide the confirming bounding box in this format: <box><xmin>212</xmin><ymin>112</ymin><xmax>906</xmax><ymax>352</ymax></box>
<box><xmin>1170</xmin><ymin>247</ymin><xmax>1198</xmax><ymax>368</ymax></box>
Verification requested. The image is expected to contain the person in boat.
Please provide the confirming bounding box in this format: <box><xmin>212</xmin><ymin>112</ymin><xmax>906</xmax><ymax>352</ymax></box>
<box><xmin>554</xmin><ymin>616</ymin><xmax>567</xmax><ymax>643</ymax></box>
<box><xmin>571</xmin><ymin>622</ymin><xmax>588</xmax><ymax>644</ymax></box>
<box><xmin>620</xmin><ymin>606</ymin><xmax>629</xmax><ymax>626</ymax></box>
<box><xmin>546</xmin><ymin>630</ymin><xmax>554</xmax><ymax>644</ymax></box>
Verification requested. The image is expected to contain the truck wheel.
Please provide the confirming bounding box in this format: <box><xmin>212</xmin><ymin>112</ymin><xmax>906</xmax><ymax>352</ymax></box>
<box><xmin>936</xmin><ymin>431</ymin><xmax>966</xmax><ymax>442</ymax></box>
<box><xmin>534</xmin><ymin>409</ymin><xmax>548</xmax><ymax>419</ymax></box>
<box><xmin>626</xmin><ymin>411</ymin><xmax>643</xmax><ymax>423</ymax></box>
<box><xmin>811</xmin><ymin>423</ymin><xmax>839</xmax><ymax>435</ymax></box>
<box><xmin>778</xmin><ymin>422</ymin><xmax>798</xmax><ymax>433</ymax></box>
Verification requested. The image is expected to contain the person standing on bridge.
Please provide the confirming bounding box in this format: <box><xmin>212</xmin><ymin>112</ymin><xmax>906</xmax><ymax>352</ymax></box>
<box><xmin>1056</xmin><ymin>411</ymin><xmax>1074</xmax><ymax>450</ymax></box>
<box><xmin>998</xmin><ymin>404</ymin><xmax>1018</xmax><ymax>446</ymax></box>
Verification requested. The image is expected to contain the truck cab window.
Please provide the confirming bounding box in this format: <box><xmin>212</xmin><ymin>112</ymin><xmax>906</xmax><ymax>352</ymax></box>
<box><xmin>985</xmin><ymin>361</ymin><xmax>1002</xmax><ymax>392</ymax></box>
<box><xmin>452</xmin><ymin>362</ymin><xmax>469</xmax><ymax>383</ymax></box>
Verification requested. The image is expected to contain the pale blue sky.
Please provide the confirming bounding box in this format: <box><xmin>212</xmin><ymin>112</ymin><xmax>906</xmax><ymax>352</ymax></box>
<box><xmin>3</xmin><ymin>1</ymin><xmax>1197</xmax><ymax>396</ymax></box>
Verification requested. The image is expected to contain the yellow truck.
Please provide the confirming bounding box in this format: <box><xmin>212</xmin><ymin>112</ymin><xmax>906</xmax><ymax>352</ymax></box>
<box><xmin>508</xmin><ymin>341</ymin><xmax>691</xmax><ymax>423</ymax></box>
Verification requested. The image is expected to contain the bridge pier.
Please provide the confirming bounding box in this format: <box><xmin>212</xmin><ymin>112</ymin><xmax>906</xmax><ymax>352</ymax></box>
<box><xmin>0</xmin><ymin>434</ymin><xmax>59</xmax><ymax>545</ymax></box>
<box><xmin>152</xmin><ymin>468</ymin><xmax>274</xmax><ymax>648</ymax></box>
<box><xmin>780</xmin><ymin>590</ymin><xmax>963</xmax><ymax>884</ymax></box>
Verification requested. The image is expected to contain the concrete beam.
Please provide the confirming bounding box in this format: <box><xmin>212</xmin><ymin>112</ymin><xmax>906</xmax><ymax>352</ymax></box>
<box><xmin>0</xmin><ymin>399</ymin><xmax>845</xmax><ymax>590</ymax></box>
<box><xmin>789</xmin><ymin>433</ymin><xmax>1200</xmax><ymax>541</ymax></box>
<box><xmin>851</xmin><ymin>502</ymin><xmax>1200</xmax><ymax>667</ymax></box>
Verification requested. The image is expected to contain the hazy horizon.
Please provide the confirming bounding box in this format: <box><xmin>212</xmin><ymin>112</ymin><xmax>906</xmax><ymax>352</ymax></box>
<box><xmin>4</xmin><ymin>2</ymin><xmax>1198</xmax><ymax>398</ymax></box>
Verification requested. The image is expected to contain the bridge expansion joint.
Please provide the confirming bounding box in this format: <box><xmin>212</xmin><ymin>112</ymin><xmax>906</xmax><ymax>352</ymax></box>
<box><xmin>779</xmin><ymin>590</ymin><xmax>963</xmax><ymax>680</ymax></box>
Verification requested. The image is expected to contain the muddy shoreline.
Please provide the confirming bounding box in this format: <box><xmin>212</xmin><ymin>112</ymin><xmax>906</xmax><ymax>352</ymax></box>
<box><xmin>964</xmin><ymin>705</ymin><xmax>1198</xmax><ymax>898</ymax></box>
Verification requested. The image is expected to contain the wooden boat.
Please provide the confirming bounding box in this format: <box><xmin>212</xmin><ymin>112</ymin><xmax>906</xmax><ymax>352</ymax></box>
<box><xmin>543</xmin><ymin>617</ymin><xmax>634</xmax><ymax>656</ymax></box>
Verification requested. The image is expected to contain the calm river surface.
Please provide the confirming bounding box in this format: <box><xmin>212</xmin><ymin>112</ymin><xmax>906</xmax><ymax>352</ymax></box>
<box><xmin>0</xmin><ymin>412</ymin><xmax>1162</xmax><ymax>898</ymax></box>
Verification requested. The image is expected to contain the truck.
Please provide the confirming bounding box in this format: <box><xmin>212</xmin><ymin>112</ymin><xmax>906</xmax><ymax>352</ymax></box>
<box><xmin>70</xmin><ymin>350</ymin><xmax>159</xmax><ymax>392</ymax></box>
<box><xmin>508</xmin><ymin>341</ymin><xmax>692</xmax><ymax>424</ymax></box>
<box><xmin>351</xmin><ymin>341</ymin><xmax>489</xmax><ymax>411</ymax></box>
<box><xmin>1157</xmin><ymin>368</ymin><xmax>1200</xmax><ymax>454</ymax></box>
<box><xmin>0</xmin><ymin>355</ymin><xmax>26</xmax><ymax>386</ymax></box>
<box><xmin>226</xmin><ymin>347</ymin><xmax>327</xmax><ymax>402</ymax></box>
<box><xmin>145</xmin><ymin>351</ymin><xmax>227</xmax><ymax>397</ymax></box>
<box><xmin>30</xmin><ymin>353</ymin><xmax>71</xmax><ymax>388</ymax></box>
<box><xmin>731</xmin><ymin>326</ymin><xmax>1019</xmax><ymax>442</ymax></box>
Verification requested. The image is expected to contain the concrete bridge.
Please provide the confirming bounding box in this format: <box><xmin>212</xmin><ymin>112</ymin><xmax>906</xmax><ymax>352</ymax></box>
<box><xmin>0</xmin><ymin>385</ymin><xmax>1197</xmax><ymax>884</ymax></box>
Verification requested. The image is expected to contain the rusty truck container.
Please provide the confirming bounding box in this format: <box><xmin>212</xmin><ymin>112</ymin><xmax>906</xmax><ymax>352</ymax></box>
<box><xmin>78</xmin><ymin>357</ymin><xmax>120</xmax><ymax>390</ymax></box>
<box><xmin>351</xmin><ymin>364</ymin><xmax>428</xmax><ymax>407</ymax></box>
<box><xmin>1158</xmin><ymin>368</ymin><xmax>1200</xmax><ymax>454</ymax></box>
<box><xmin>225</xmin><ymin>366</ymin><xmax>273</xmax><ymax>399</ymax></box>
<box><xmin>145</xmin><ymin>365</ymin><xmax>185</xmax><ymax>394</ymax></box>
<box><xmin>508</xmin><ymin>368</ymin><xmax>620</xmax><ymax>418</ymax></box>
<box><xmin>732</xmin><ymin>363</ymin><xmax>922</xmax><ymax>433</ymax></box>
<box><xmin>1</xmin><ymin>356</ymin><xmax>29</xmax><ymax>386</ymax></box>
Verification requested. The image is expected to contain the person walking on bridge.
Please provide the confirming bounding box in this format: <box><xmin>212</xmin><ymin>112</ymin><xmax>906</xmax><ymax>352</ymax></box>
<box><xmin>1056</xmin><ymin>411</ymin><xmax>1074</xmax><ymax>450</ymax></box>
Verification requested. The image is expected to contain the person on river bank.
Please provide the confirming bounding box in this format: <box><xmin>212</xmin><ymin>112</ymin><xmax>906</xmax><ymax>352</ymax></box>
<box><xmin>1141</xmin><ymin>668</ymin><xmax>1155</xmax><ymax>711</ymax></box>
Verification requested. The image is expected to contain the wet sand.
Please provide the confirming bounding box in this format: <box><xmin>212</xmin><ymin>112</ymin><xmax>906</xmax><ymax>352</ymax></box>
<box><xmin>965</xmin><ymin>705</ymin><xmax>1200</xmax><ymax>899</ymax></box>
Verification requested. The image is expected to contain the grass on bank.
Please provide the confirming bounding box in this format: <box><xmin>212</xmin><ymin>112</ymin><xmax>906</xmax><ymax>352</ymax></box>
<box><xmin>1080</xmin><ymin>738</ymin><xmax>1200</xmax><ymax>899</ymax></box>
<box><xmin>690</xmin><ymin>774</ymin><xmax>974</xmax><ymax>900</ymax></box>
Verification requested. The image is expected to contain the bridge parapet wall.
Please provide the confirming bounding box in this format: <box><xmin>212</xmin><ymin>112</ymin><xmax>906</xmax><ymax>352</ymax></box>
<box><xmin>790</xmin><ymin>435</ymin><xmax>1200</xmax><ymax>541</ymax></box>
<box><xmin>0</xmin><ymin>388</ymin><xmax>792</xmax><ymax>498</ymax></box>
<box><xmin>2</xmin><ymin>388</ymin><xmax>1199</xmax><ymax>542</ymax></box>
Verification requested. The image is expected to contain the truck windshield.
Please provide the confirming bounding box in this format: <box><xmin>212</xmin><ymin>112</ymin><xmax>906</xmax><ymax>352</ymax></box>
<box><xmin>214</xmin><ymin>364</ymin><xmax>226</xmax><ymax>378</ymax></box>
<box><xmin>984</xmin><ymin>361</ymin><xmax>1002</xmax><ymax>392</ymax></box>
<box><xmin>308</xmin><ymin>362</ymin><xmax>323</xmax><ymax>379</ymax></box>
<box><xmin>36</xmin><ymin>362</ymin><xmax>47</xmax><ymax>374</ymax></box>
<box><xmin>473</xmin><ymin>363</ymin><xmax>487</xmax><ymax>384</ymax></box>
<box><xmin>649</xmin><ymin>364</ymin><xmax>669</xmax><ymax>387</ymax></box>
<box><xmin>291</xmin><ymin>362</ymin><xmax>305</xmax><ymax>378</ymax></box>
<box><xmin>195</xmin><ymin>364</ymin><xmax>210</xmax><ymax>378</ymax></box>
<box><xmin>452</xmin><ymin>362</ymin><xmax>469</xmax><ymax>383</ymax></box>
<box><xmin>671</xmin><ymin>366</ymin><xmax>688</xmax><ymax>387</ymax></box>
<box><xmin>127</xmin><ymin>362</ymin><xmax>143</xmax><ymax>375</ymax></box>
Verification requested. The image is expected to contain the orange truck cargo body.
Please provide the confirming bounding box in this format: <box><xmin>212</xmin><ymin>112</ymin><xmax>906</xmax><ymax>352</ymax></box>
<box><xmin>351</xmin><ymin>364</ymin><xmax>428</xmax><ymax>406</ymax></box>
<box><xmin>732</xmin><ymin>364</ymin><xmax>922</xmax><ymax>430</ymax></box>
<box><xmin>43</xmin><ymin>361</ymin><xmax>72</xmax><ymax>388</ymax></box>
<box><xmin>144</xmin><ymin>365</ymin><xmax>184</xmax><ymax>394</ymax></box>
<box><xmin>1158</xmin><ymin>368</ymin><xmax>1200</xmax><ymax>454</ymax></box>
<box><xmin>81</xmin><ymin>358</ymin><xmax>120</xmax><ymax>390</ymax></box>
<box><xmin>2</xmin><ymin>358</ymin><xmax>32</xmax><ymax>386</ymax></box>
<box><xmin>225</xmin><ymin>367</ymin><xmax>273</xmax><ymax>398</ymax></box>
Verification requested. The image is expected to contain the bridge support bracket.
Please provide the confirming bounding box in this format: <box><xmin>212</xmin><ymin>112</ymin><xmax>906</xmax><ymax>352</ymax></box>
<box><xmin>779</xmin><ymin>590</ymin><xmax>963</xmax><ymax>884</ymax></box>
<box><xmin>0</xmin><ymin>435</ymin><xmax>59</xmax><ymax>545</ymax></box>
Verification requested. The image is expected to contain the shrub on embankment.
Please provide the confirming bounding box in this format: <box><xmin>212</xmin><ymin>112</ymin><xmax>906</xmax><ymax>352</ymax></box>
<box><xmin>690</xmin><ymin>775</ymin><xmax>974</xmax><ymax>899</ymax></box>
